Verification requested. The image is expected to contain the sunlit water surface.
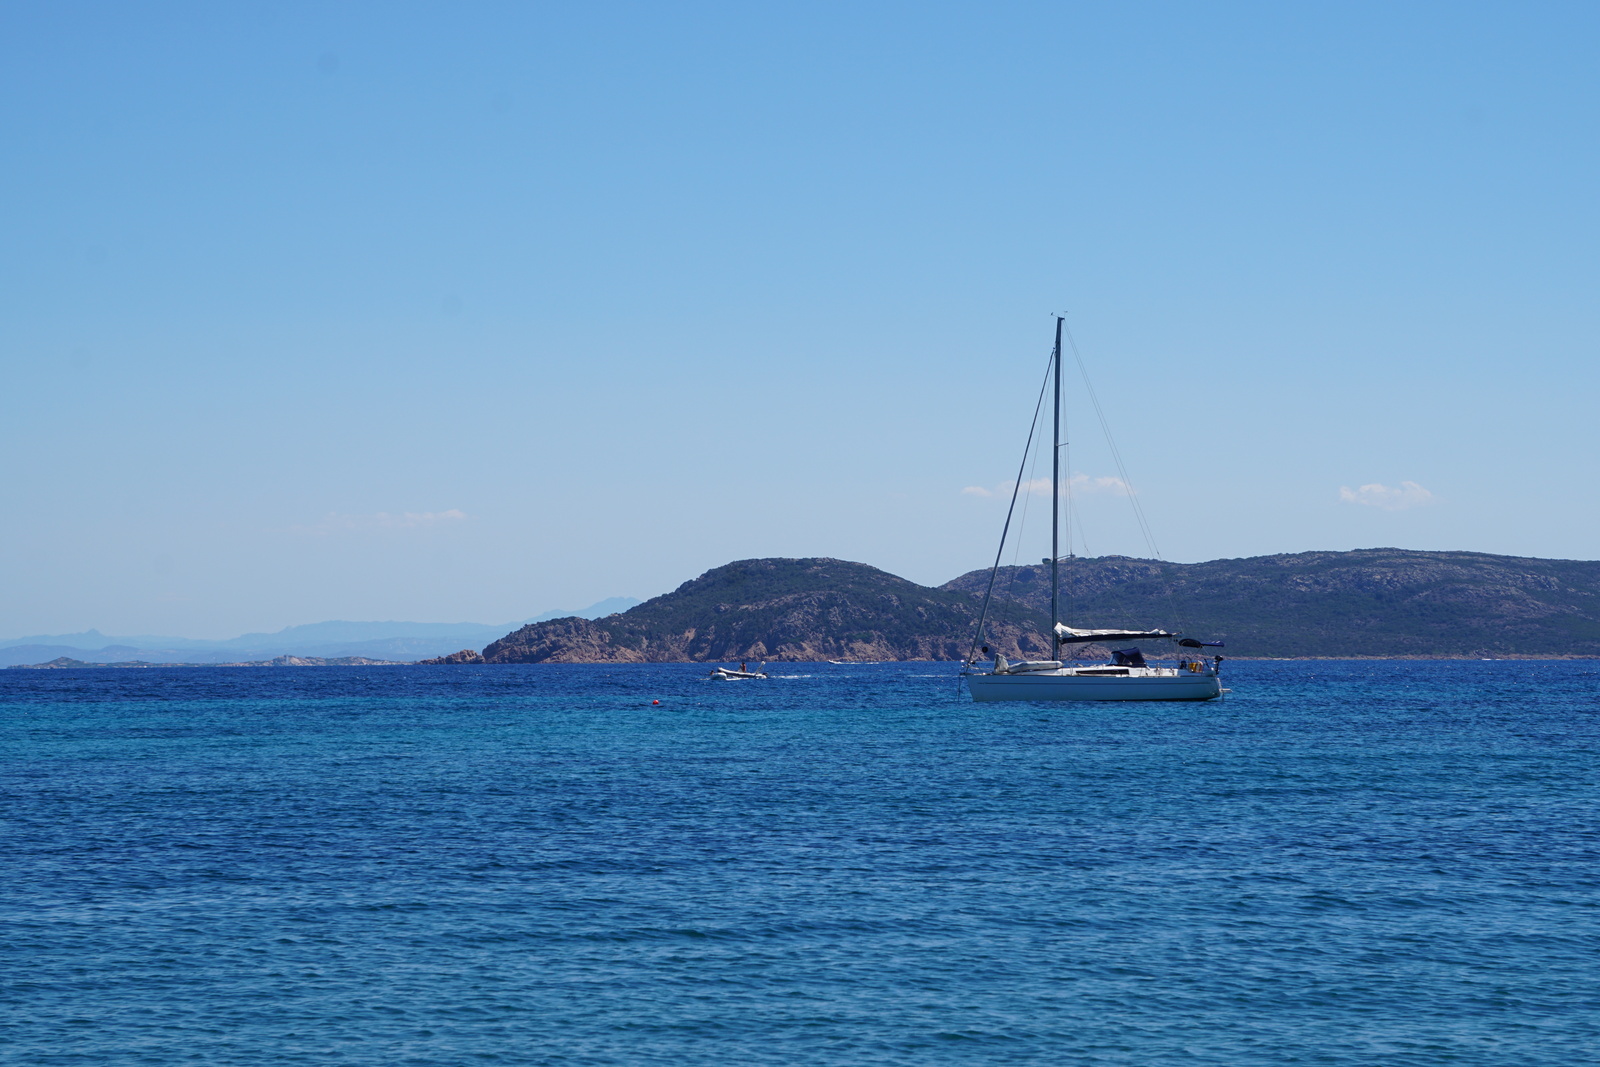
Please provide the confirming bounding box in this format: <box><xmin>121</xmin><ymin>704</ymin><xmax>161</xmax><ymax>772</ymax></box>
<box><xmin>2</xmin><ymin>661</ymin><xmax>1596</xmax><ymax>1065</ymax></box>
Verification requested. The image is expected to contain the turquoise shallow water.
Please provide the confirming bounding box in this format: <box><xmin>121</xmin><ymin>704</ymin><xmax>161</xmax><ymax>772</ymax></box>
<box><xmin>2</xmin><ymin>660</ymin><xmax>1597</xmax><ymax>1065</ymax></box>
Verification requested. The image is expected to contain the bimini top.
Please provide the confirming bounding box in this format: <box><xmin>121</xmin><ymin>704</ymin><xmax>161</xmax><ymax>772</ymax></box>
<box><xmin>1054</xmin><ymin>623</ymin><xmax>1177</xmax><ymax>644</ymax></box>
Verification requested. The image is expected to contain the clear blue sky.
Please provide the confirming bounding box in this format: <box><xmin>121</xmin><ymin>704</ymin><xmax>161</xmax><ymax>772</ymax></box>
<box><xmin>4</xmin><ymin>1</ymin><xmax>1598</xmax><ymax>638</ymax></box>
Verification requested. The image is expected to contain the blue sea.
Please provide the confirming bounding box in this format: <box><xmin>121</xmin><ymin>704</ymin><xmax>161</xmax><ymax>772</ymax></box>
<box><xmin>2</xmin><ymin>661</ymin><xmax>1596</xmax><ymax>1065</ymax></box>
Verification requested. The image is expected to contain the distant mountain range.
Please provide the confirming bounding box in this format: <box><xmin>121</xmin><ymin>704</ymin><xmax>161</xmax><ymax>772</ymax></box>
<box><xmin>0</xmin><ymin>597</ymin><xmax>640</xmax><ymax>667</ymax></box>
<box><xmin>14</xmin><ymin>655</ymin><xmax>409</xmax><ymax>670</ymax></box>
<box><xmin>477</xmin><ymin>550</ymin><xmax>1600</xmax><ymax>663</ymax></box>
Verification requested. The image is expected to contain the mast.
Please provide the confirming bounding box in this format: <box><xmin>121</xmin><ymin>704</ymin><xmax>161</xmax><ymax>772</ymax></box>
<box><xmin>1050</xmin><ymin>315</ymin><xmax>1063</xmax><ymax>646</ymax></box>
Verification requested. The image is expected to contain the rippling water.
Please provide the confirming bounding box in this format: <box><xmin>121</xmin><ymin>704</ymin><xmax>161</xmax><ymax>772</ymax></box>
<box><xmin>3</xmin><ymin>661</ymin><xmax>1596</xmax><ymax>1065</ymax></box>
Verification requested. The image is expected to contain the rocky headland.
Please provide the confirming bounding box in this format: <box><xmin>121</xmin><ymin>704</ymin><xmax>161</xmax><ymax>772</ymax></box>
<box><xmin>416</xmin><ymin>649</ymin><xmax>486</xmax><ymax>665</ymax></box>
<box><xmin>482</xmin><ymin>558</ymin><xmax>1050</xmax><ymax>664</ymax></box>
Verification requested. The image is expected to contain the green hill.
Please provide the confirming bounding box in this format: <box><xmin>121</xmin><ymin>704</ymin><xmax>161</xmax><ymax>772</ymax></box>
<box><xmin>482</xmin><ymin>557</ymin><xmax>1050</xmax><ymax>663</ymax></box>
<box><xmin>942</xmin><ymin>549</ymin><xmax>1600</xmax><ymax>657</ymax></box>
<box><xmin>476</xmin><ymin>549</ymin><xmax>1600</xmax><ymax>663</ymax></box>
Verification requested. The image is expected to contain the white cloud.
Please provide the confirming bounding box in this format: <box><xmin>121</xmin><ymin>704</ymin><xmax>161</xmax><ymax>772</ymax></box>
<box><xmin>962</xmin><ymin>474</ymin><xmax>1131</xmax><ymax>498</ymax></box>
<box><xmin>293</xmin><ymin>509</ymin><xmax>468</xmax><ymax>534</ymax></box>
<box><xmin>1338</xmin><ymin>481</ymin><xmax>1436</xmax><ymax>511</ymax></box>
<box><xmin>961</xmin><ymin>478</ymin><xmax>1045</xmax><ymax>498</ymax></box>
<box><xmin>377</xmin><ymin>509</ymin><xmax>467</xmax><ymax>528</ymax></box>
<box><xmin>1068</xmin><ymin>473</ymin><xmax>1132</xmax><ymax>496</ymax></box>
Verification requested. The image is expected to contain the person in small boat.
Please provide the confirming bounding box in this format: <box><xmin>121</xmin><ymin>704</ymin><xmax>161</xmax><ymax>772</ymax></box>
<box><xmin>739</xmin><ymin>661</ymin><xmax>747</xmax><ymax>673</ymax></box>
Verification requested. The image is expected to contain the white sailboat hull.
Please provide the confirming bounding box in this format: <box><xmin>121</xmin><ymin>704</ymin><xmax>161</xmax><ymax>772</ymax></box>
<box><xmin>966</xmin><ymin>669</ymin><xmax>1221</xmax><ymax>702</ymax></box>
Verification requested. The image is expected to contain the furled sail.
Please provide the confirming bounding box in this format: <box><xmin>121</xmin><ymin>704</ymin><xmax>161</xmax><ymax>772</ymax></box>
<box><xmin>1054</xmin><ymin>623</ymin><xmax>1176</xmax><ymax>644</ymax></box>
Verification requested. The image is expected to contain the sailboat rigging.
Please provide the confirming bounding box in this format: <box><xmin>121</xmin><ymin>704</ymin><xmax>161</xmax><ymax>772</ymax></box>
<box><xmin>963</xmin><ymin>317</ymin><xmax>1225</xmax><ymax>702</ymax></box>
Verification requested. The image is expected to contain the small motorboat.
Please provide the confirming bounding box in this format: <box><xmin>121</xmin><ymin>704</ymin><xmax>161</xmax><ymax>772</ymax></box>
<box><xmin>708</xmin><ymin>663</ymin><xmax>767</xmax><ymax>680</ymax></box>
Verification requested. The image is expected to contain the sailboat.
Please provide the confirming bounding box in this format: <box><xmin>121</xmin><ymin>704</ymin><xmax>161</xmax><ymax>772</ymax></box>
<box><xmin>963</xmin><ymin>317</ymin><xmax>1225</xmax><ymax>702</ymax></box>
